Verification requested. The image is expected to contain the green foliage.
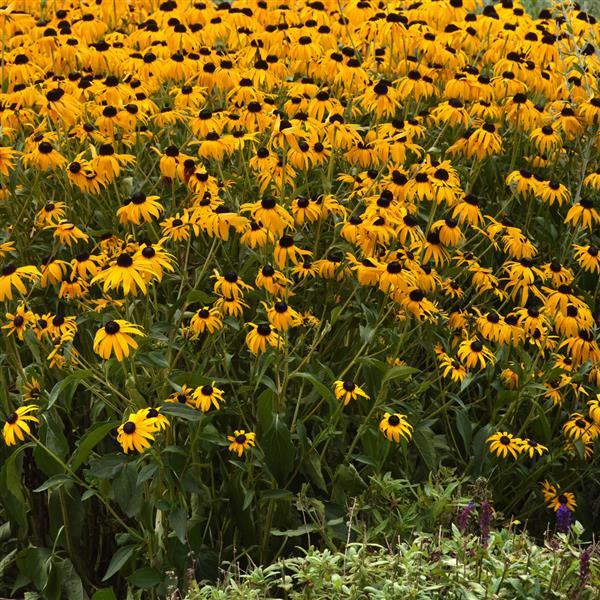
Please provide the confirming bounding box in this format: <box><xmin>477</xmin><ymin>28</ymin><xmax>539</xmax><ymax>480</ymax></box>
<box><xmin>186</xmin><ymin>530</ymin><xmax>599</xmax><ymax>599</ymax></box>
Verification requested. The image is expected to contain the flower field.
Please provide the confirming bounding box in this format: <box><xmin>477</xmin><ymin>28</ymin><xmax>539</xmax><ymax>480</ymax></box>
<box><xmin>0</xmin><ymin>0</ymin><xmax>599</xmax><ymax>597</ymax></box>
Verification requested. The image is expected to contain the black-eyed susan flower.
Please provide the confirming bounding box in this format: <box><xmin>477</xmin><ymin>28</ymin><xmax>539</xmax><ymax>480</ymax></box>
<box><xmin>117</xmin><ymin>410</ymin><xmax>157</xmax><ymax>453</ymax></box>
<box><xmin>227</xmin><ymin>430</ymin><xmax>256</xmax><ymax>457</ymax></box>
<box><xmin>3</xmin><ymin>304</ymin><xmax>35</xmax><ymax>340</ymax></box>
<box><xmin>36</xmin><ymin>201</ymin><xmax>66</xmax><ymax>227</ymax></box>
<box><xmin>22</xmin><ymin>377</ymin><xmax>42</xmax><ymax>403</ymax></box>
<box><xmin>240</xmin><ymin>197</ymin><xmax>294</xmax><ymax>236</ymax></box>
<box><xmin>565</xmin><ymin>198</ymin><xmax>599</xmax><ymax>231</ymax></box>
<box><xmin>274</xmin><ymin>235</ymin><xmax>311</xmax><ymax>269</ymax></box>
<box><xmin>487</xmin><ymin>432</ymin><xmax>522</xmax><ymax>459</ymax></box>
<box><xmin>93</xmin><ymin>319</ymin><xmax>143</xmax><ymax>361</ymax></box>
<box><xmin>0</xmin><ymin>264</ymin><xmax>40</xmax><ymax>301</ymax></box>
<box><xmin>264</xmin><ymin>300</ymin><xmax>303</xmax><ymax>331</ymax></box>
<box><xmin>166</xmin><ymin>385</ymin><xmax>196</xmax><ymax>407</ymax></box>
<box><xmin>562</xmin><ymin>413</ymin><xmax>598</xmax><ymax>444</ymax></box>
<box><xmin>333</xmin><ymin>379</ymin><xmax>369</xmax><ymax>406</ymax></box>
<box><xmin>379</xmin><ymin>412</ymin><xmax>412</xmax><ymax>443</ymax></box>
<box><xmin>245</xmin><ymin>323</ymin><xmax>282</xmax><ymax>355</ymax></box>
<box><xmin>255</xmin><ymin>265</ymin><xmax>292</xmax><ymax>295</ymax></box>
<box><xmin>212</xmin><ymin>270</ymin><xmax>253</xmax><ymax>300</ymax></box>
<box><xmin>116</xmin><ymin>192</ymin><xmax>163</xmax><ymax>225</ymax></box>
<box><xmin>135</xmin><ymin>243</ymin><xmax>175</xmax><ymax>283</ymax></box>
<box><xmin>573</xmin><ymin>244</ymin><xmax>599</xmax><ymax>274</ymax></box>
<box><xmin>190</xmin><ymin>307</ymin><xmax>223</xmax><ymax>335</ymax></box>
<box><xmin>520</xmin><ymin>439</ymin><xmax>548</xmax><ymax>458</ymax></box>
<box><xmin>436</xmin><ymin>347</ymin><xmax>468</xmax><ymax>383</ymax></box>
<box><xmin>457</xmin><ymin>338</ymin><xmax>495</xmax><ymax>369</ymax></box>
<box><xmin>49</xmin><ymin>221</ymin><xmax>90</xmax><ymax>248</ymax></box>
<box><xmin>543</xmin><ymin>482</ymin><xmax>577</xmax><ymax>513</ymax></box>
<box><xmin>3</xmin><ymin>405</ymin><xmax>38</xmax><ymax>446</ymax></box>
<box><xmin>193</xmin><ymin>383</ymin><xmax>225</xmax><ymax>412</ymax></box>
<box><xmin>91</xmin><ymin>253</ymin><xmax>154</xmax><ymax>296</ymax></box>
<box><xmin>161</xmin><ymin>212</ymin><xmax>194</xmax><ymax>242</ymax></box>
<box><xmin>140</xmin><ymin>407</ymin><xmax>169</xmax><ymax>431</ymax></box>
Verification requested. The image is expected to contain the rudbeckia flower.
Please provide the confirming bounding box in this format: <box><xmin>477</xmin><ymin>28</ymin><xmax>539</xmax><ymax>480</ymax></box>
<box><xmin>189</xmin><ymin>307</ymin><xmax>223</xmax><ymax>335</ymax></box>
<box><xmin>520</xmin><ymin>439</ymin><xmax>548</xmax><ymax>458</ymax></box>
<box><xmin>379</xmin><ymin>413</ymin><xmax>413</xmax><ymax>443</ymax></box>
<box><xmin>193</xmin><ymin>383</ymin><xmax>225</xmax><ymax>412</ymax></box>
<box><xmin>91</xmin><ymin>253</ymin><xmax>154</xmax><ymax>296</ymax></box>
<box><xmin>245</xmin><ymin>322</ymin><xmax>282</xmax><ymax>355</ymax></box>
<box><xmin>166</xmin><ymin>385</ymin><xmax>196</xmax><ymax>407</ymax></box>
<box><xmin>264</xmin><ymin>300</ymin><xmax>303</xmax><ymax>331</ymax></box>
<box><xmin>487</xmin><ymin>432</ymin><xmax>522</xmax><ymax>459</ymax></box>
<box><xmin>0</xmin><ymin>263</ymin><xmax>41</xmax><ymax>301</ymax></box>
<box><xmin>227</xmin><ymin>430</ymin><xmax>256</xmax><ymax>457</ymax></box>
<box><xmin>564</xmin><ymin>198</ymin><xmax>599</xmax><ymax>231</ymax></box>
<box><xmin>542</xmin><ymin>482</ymin><xmax>577</xmax><ymax>513</ymax></box>
<box><xmin>457</xmin><ymin>338</ymin><xmax>495</xmax><ymax>369</ymax></box>
<box><xmin>117</xmin><ymin>411</ymin><xmax>158</xmax><ymax>453</ymax></box>
<box><xmin>93</xmin><ymin>319</ymin><xmax>144</xmax><ymax>361</ymax></box>
<box><xmin>562</xmin><ymin>413</ymin><xmax>598</xmax><ymax>444</ymax></box>
<box><xmin>212</xmin><ymin>270</ymin><xmax>253</xmax><ymax>300</ymax></box>
<box><xmin>333</xmin><ymin>380</ymin><xmax>369</xmax><ymax>406</ymax></box>
<box><xmin>573</xmin><ymin>244</ymin><xmax>599</xmax><ymax>274</ymax></box>
<box><xmin>3</xmin><ymin>304</ymin><xmax>35</xmax><ymax>340</ymax></box>
<box><xmin>116</xmin><ymin>192</ymin><xmax>164</xmax><ymax>225</ymax></box>
<box><xmin>3</xmin><ymin>405</ymin><xmax>38</xmax><ymax>446</ymax></box>
<box><xmin>274</xmin><ymin>235</ymin><xmax>312</xmax><ymax>269</ymax></box>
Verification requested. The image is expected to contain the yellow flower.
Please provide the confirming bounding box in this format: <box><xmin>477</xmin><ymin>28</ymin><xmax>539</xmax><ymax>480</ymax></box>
<box><xmin>333</xmin><ymin>380</ymin><xmax>369</xmax><ymax>406</ymax></box>
<box><xmin>192</xmin><ymin>383</ymin><xmax>225</xmax><ymax>412</ymax></box>
<box><xmin>487</xmin><ymin>432</ymin><xmax>522</xmax><ymax>459</ymax></box>
<box><xmin>93</xmin><ymin>319</ymin><xmax>143</xmax><ymax>361</ymax></box>
<box><xmin>245</xmin><ymin>323</ymin><xmax>282</xmax><ymax>355</ymax></box>
<box><xmin>379</xmin><ymin>413</ymin><xmax>412</xmax><ymax>443</ymax></box>
<box><xmin>227</xmin><ymin>430</ymin><xmax>256</xmax><ymax>457</ymax></box>
<box><xmin>117</xmin><ymin>411</ymin><xmax>158</xmax><ymax>454</ymax></box>
<box><xmin>3</xmin><ymin>405</ymin><xmax>38</xmax><ymax>446</ymax></box>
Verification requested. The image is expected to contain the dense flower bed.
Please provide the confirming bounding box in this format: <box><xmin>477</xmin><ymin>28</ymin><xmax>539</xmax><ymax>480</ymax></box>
<box><xmin>0</xmin><ymin>0</ymin><xmax>599</xmax><ymax>597</ymax></box>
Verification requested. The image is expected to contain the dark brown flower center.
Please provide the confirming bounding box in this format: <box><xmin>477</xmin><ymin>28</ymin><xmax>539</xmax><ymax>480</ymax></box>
<box><xmin>104</xmin><ymin>321</ymin><xmax>120</xmax><ymax>335</ymax></box>
<box><xmin>123</xmin><ymin>421</ymin><xmax>136</xmax><ymax>434</ymax></box>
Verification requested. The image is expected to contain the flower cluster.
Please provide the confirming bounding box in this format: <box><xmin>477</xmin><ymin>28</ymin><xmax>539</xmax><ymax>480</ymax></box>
<box><xmin>0</xmin><ymin>0</ymin><xmax>598</xmax><ymax>575</ymax></box>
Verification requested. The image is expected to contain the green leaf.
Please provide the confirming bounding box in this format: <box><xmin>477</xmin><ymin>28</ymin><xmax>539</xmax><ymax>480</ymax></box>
<box><xmin>127</xmin><ymin>567</ymin><xmax>161</xmax><ymax>589</ymax></box>
<box><xmin>303</xmin><ymin>450</ymin><xmax>327</xmax><ymax>492</ymax></box>
<box><xmin>112</xmin><ymin>463</ymin><xmax>142</xmax><ymax>517</ymax></box>
<box><xmin>413</xmin><ymin>428</ymin><xmax>437</xmax><ymax>471</ymax></box>
<box><xmin>33</xmin><ymin>474</ymin><xmax>72</xmax><ymax>493</ymax></box>
<box><xmin>102</xmin><ymin>545</ymin><xmax>137</xmax><ymax>581</ymax></box>
<box><xmin>91</xmin><ymin>589</ymin><xmax>117</xmax><ymax>600</ymax></box>
<box><xmin>0</xmin><ymin>446</ymin><xmax>29</xmax><ymax>536</ymax></box>
<box><xmin>455</xmin><ymin>410</ymin><xmax>472</xmax><ymax>456</ymax></box>
<box><xmin>271</xmin><ymin>524</ymin><xmax>318</xmax><ymax>537</ymax></box>
<box><xmin>382</xmin><ymin>366</ymin><xmax>419</xmax><ymax>385</ymax></box>
<box><xmin>0</xmin><ymin>549</ymin><xmax>17</xmax><ymax>580</ymax></box>
<box><xmin>260</xmin><ymin>489</ymin><xmax>293</xmax><ymax>501</ymax></box>
<box><xmin>292</xmin><ymin>372</ymin><xmax>335</xmax><ymax>404</ymax></box>
<box><xmin>46</xmin><ymin>370</ymin><xmax>93</xmax><ymax>409</ymax></box>
<box><xmin>169</xmin><ymin>506</ymin><xmax>187</xmax><ymax>543</ymax></box>
<box><xmin>34</xmin><ymin>414</ymin><xmax>69</xmax><ymax>476</ymax></box>
<box><xmin>262</xmin><ymin>415</ymin><xmax>295</xmax><ymax>485</ymax></box>
<box><xmin>136</xmin><ymin>351</ymin><xmax>169</xmax><ymax>369</ymax></box>
<box><xmin>256</xmin><ymin>388</ymin><xmax>275</xmax><ymax>432</ymax></box>
<box><xmin>185</xmin><ymin>290</ymin><xmax>216</xmax><ymax>305</ymax></box>
<box><xmin>160</xmin><ymin>403</ymin><xmax>202</xmax><ymax>421</ymax></box>
<box><xmin>69</xmin><ymin>422</ymin><xmax>117</xmax><ymax>471</ymax></box>
<box><xmin>137</xmin><ymin>463</ymin><xmax>158</xmax><ymax>486</ymax></box>
<box><xmin>87</xmin><ymin>454</ymin><xmax>127</xmax><ymax>479</ymax></box>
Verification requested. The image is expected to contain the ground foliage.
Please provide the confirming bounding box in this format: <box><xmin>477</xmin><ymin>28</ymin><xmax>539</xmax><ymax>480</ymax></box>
<box><xmin>186</xmin><ymin>527</ymin><xmax>600</xmax><ymax>599</ymax></box>
<box><xmin>0</xmin><ymin>0</ymin><xmax>599</xmax><ymax>597</ymax></box>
